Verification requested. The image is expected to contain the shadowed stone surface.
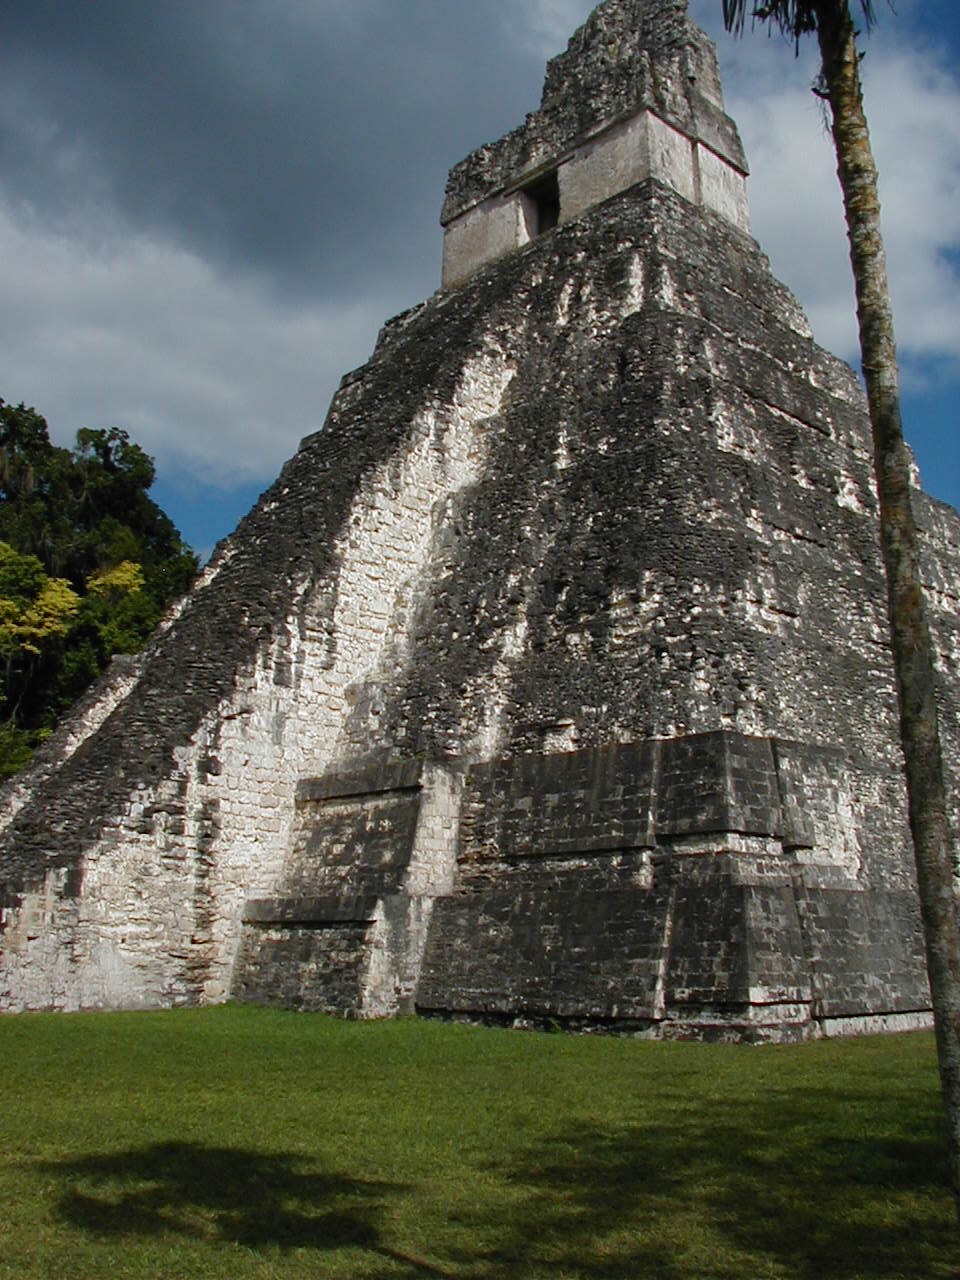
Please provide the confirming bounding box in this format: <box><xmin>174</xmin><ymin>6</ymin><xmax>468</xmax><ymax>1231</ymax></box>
<box><xmin>1</xmin><ymin>0</ymin><xmax>957</xmax><ymax>1039</ymax></box>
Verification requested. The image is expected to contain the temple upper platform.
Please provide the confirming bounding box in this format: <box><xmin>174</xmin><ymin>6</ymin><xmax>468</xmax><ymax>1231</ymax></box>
<box><xmin>441</xmin><ymin>0</ymin><xmax>750</xmax><ymax>289</ymax></box>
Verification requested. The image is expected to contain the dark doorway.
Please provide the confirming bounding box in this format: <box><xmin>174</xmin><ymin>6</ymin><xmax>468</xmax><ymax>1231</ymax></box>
<box><xmin>522</xmin><ymin>170</ymin><xmax>560</xmax><ymax>235</ymax></box>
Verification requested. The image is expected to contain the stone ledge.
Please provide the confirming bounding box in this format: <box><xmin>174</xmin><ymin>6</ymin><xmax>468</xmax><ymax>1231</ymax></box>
<box><xmin>296</xmin><ymin>759</ymin><xmax>424</xmax><ymax>804</ymax></box>
<box><xmin>443</xmin><ymin>1</ymin><xmax>747</xmax><ymax>225</ymax></box>
<box><xmin>242</xmin><ymin>895</ymin><xmax>379</xmax><ymax>925</ymax></box>
<box><xmin>460</xmin><ymin>731</ymin><xmax>821</xmax><ymax>862</ymax></box>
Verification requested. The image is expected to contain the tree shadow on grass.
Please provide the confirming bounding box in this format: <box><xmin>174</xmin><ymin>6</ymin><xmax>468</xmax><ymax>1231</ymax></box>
<box><xmin>456</xmin><ymin>1088</ymin><xmax>960</xmax><ymax>1280</ymax></box>
<box><xmin>36</xmin><ymin>1092</ymin><xmax>960</xmax><ymax>1279</ymax></box>
<box><xmin>40</xmin><ymin>1142</ymin><xmax>449</xmax><ymax>1276</ymax></box>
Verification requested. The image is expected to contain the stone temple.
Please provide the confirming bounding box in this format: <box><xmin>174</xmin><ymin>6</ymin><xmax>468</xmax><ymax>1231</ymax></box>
<box><xmin>2</xmin><ymin>0</ymin><xmax>958</xmax><ymax>1040</ymax></box>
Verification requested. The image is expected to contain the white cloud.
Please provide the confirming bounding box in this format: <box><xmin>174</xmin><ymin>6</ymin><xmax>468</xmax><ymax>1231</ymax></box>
<box><xmin>0</xmin><ymin>204</ymin><xmax>387</xmax><ymax>485</ymax></box>
<box><xmin>508</xmin><ymin>0</ymin><xmax>595</xmax><ymax>57</ymax></box>
<box><xmin>719</xmin><ymin>30</ymin><xmax>960</xmax><ymax>377</ymax></box>
<box><xmin>866</xmin><ymin>49</ymin><xmax>960</xmax><ymax>366</ymax></box>
<box><xmin>501</xmin><ymin>1</ymin><xmax>960</xmax><ymax>384</ymax></box>
<box><xmin>726</xmin><ymin>63</ymin><xmax>857</xmax><ymax>356</ymax></box>
<box><xmin>2</xmin><ymin>0</ymin><xmax>956</xmax><ymax>542</ymax></box>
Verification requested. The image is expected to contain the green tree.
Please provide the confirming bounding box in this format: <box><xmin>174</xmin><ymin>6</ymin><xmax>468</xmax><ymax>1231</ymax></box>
<box><xmin>0</xmin><ymin>398</ymin><xmax>198</xmax><ymax>777</ymax></box>
<box><xmin>0</xmin><ymin>542</ymin><xmax>80</xmax><ymax>702</ymax></box>
<box><xmin>0</xmin><ymin>541</ymin><xmax>81</xmax><ymax>777</ymax></box>
<box><xmin>722</xmin><ymin>0</ymin><xmax>960</xmax><ymax>1219</ymax></box>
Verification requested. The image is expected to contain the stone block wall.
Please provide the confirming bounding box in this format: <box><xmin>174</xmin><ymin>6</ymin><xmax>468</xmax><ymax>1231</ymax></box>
<box><xmin>417</xmin><ymin>733</ymin><xmax>932</xmax><ymax>1038</ymax></box>
<box><xmin>441</xmin><ymin>0</ymin><xmax>749</xmax><ymax>289</ymax></box>
<box><xmin>1</xmin><ymin>173</ymin><xmax>956</xmax><ymax>1034</ymax></box>
<box><xmin>232</xmin><ymin>758</ymin><xmax>461</xmax><ymax>1016</ymax></box>
<box><xmin>0</xmin><ymin>294</ymin><xmax>520</xmax><ymax>1012</ymax></box>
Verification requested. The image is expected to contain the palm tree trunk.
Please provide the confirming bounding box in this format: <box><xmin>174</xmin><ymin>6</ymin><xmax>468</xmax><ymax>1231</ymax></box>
<box><xmin>814</xmin><ymin>0</ymin><xmax>960</xmax><ymax>1216</ymax></box>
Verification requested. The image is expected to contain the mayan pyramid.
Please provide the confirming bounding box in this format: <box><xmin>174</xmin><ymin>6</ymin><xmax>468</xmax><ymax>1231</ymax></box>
<box><xmin>2</xmin><ymin>0</ymin><xmax>958</xmax><ymax>1040</ymax></box>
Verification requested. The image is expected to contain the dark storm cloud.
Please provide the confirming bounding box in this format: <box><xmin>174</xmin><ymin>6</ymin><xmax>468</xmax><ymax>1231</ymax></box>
<box><xmin>1</xmin><ymin>0</ymin><xmax>957</xmax><ymax>548</ymax></box>
<box><xmin>0</xmin><ymin>0</ymin><xmax>550</xmax><ymax>303</ymax></box>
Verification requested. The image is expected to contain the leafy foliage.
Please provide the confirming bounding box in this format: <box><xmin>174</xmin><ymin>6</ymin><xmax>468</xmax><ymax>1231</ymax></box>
<box><xmin>0</xmin><ymin>398</ymin><xmax>198</xmax><ymax>778</ymax></box>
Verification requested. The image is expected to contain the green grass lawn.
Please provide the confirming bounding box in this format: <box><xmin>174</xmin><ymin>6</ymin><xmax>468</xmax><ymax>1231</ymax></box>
<box><xmin>1</xmin><ymin>1005</ymin><xmax>957</xmax><ymax>1280</ymax></box>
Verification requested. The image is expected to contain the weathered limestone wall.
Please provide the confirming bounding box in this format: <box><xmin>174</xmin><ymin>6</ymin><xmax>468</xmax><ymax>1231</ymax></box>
<box><xmin>1</xmin><ymin>0</ymin><xmax>957</xmax><ymax>1036</ymax></box>
<box><xmin>442</xmin><ymin>0</ymin><xmax>746</xmax><ymax>225</ymax></box>
<box><xmin>441</xmin><ymin>0</ymin><xmax>748</xmax><ymax>289</ymax></box>
<box><xmin>918</xmin><ymin>492</ymin><xmax>960</xmax><ymax>845</ymax></box>
<box><xmin>442</xmin><ymin>106</ymin><xmax>749</xmax><ymax>289</ymax></box>
<box><xmin>2</xmin><ymin>173</ymin><xmax>956</xmax><ymax>1028</ymax></box>
<box><xmin>231</xmin><ymin>759</ymin><xmax>461</xmax><ymax>1016</ymax></box>
<box><xmin>0</xmin><ymin>302</ymin><xmax>520</xmax><ymax>1011</ymax></box>
<box><xmin>403</xmin><ymin>188</ymin><xmax>911</xmax><ymax>777</ymax></box>
<box><xmin>560</xmin><ymin>112</ymin><xmax>696</xmax><ymax>221</ymax></box>
<box><xmin>442</xmin><ymin>193</ymin><xmax>538</xmax><ymax>291</ymax></box>
<box><xmin>417</xmin><ymin>734</ymin><xmax>929</xmax><ymax>1039</ymax></box>
<box><xmin>2</xmin><ymin>174</ymin><xmax>958</xmax><ymax>1025</ymax></box>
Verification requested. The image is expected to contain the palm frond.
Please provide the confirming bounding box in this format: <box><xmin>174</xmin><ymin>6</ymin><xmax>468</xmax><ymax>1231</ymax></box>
<box><xmin>722</xmin><ymin>2</ymin><xmax>877</xmax><ymax>40</ymax></box>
